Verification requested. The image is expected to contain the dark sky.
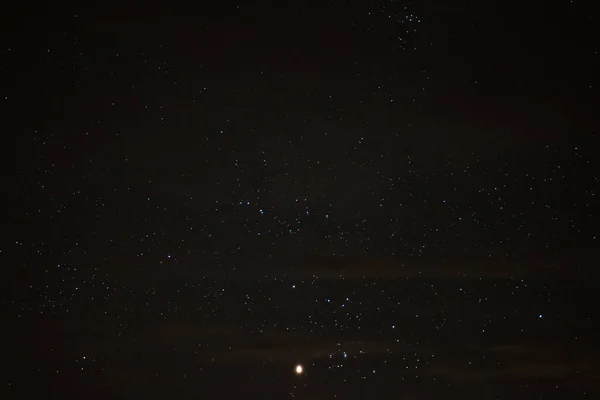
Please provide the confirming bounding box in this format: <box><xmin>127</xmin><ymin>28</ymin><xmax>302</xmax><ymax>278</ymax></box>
<box><xmin>4</xmin><ymin>1</ymin><xmax>600</xmax><ymax>398</ymax></box>
<box><xmin>8</xmin><ymin>0</ymin><xmax>599</xmax><ymax>280</ymax></box>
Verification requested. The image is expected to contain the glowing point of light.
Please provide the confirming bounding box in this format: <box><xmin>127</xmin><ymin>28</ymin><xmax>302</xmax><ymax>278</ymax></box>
<box><xmin>295</xmin><ymin>364</ymin><xmax>303</xmax><ymax>375</ymax></box>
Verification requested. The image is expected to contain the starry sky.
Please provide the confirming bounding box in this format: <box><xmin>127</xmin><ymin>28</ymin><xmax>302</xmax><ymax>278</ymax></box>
<box><xmin>4</xmin><ymin>0</ymin><xmax>600</xmax><ymax>399</ymax></box>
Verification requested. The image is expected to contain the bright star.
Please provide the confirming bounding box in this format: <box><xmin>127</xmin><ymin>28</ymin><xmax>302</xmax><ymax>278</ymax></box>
<box><xmin>295</xmin><ymin>364</ymin><xmax>304</xmax><ymax>375</ymax></box>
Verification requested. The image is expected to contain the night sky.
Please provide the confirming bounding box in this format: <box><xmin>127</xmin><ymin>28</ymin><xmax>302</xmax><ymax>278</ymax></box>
<box><xmin>4</xmin><ymin>1</ymin><xmax>600</xmax><ymax>399</ymax></box>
